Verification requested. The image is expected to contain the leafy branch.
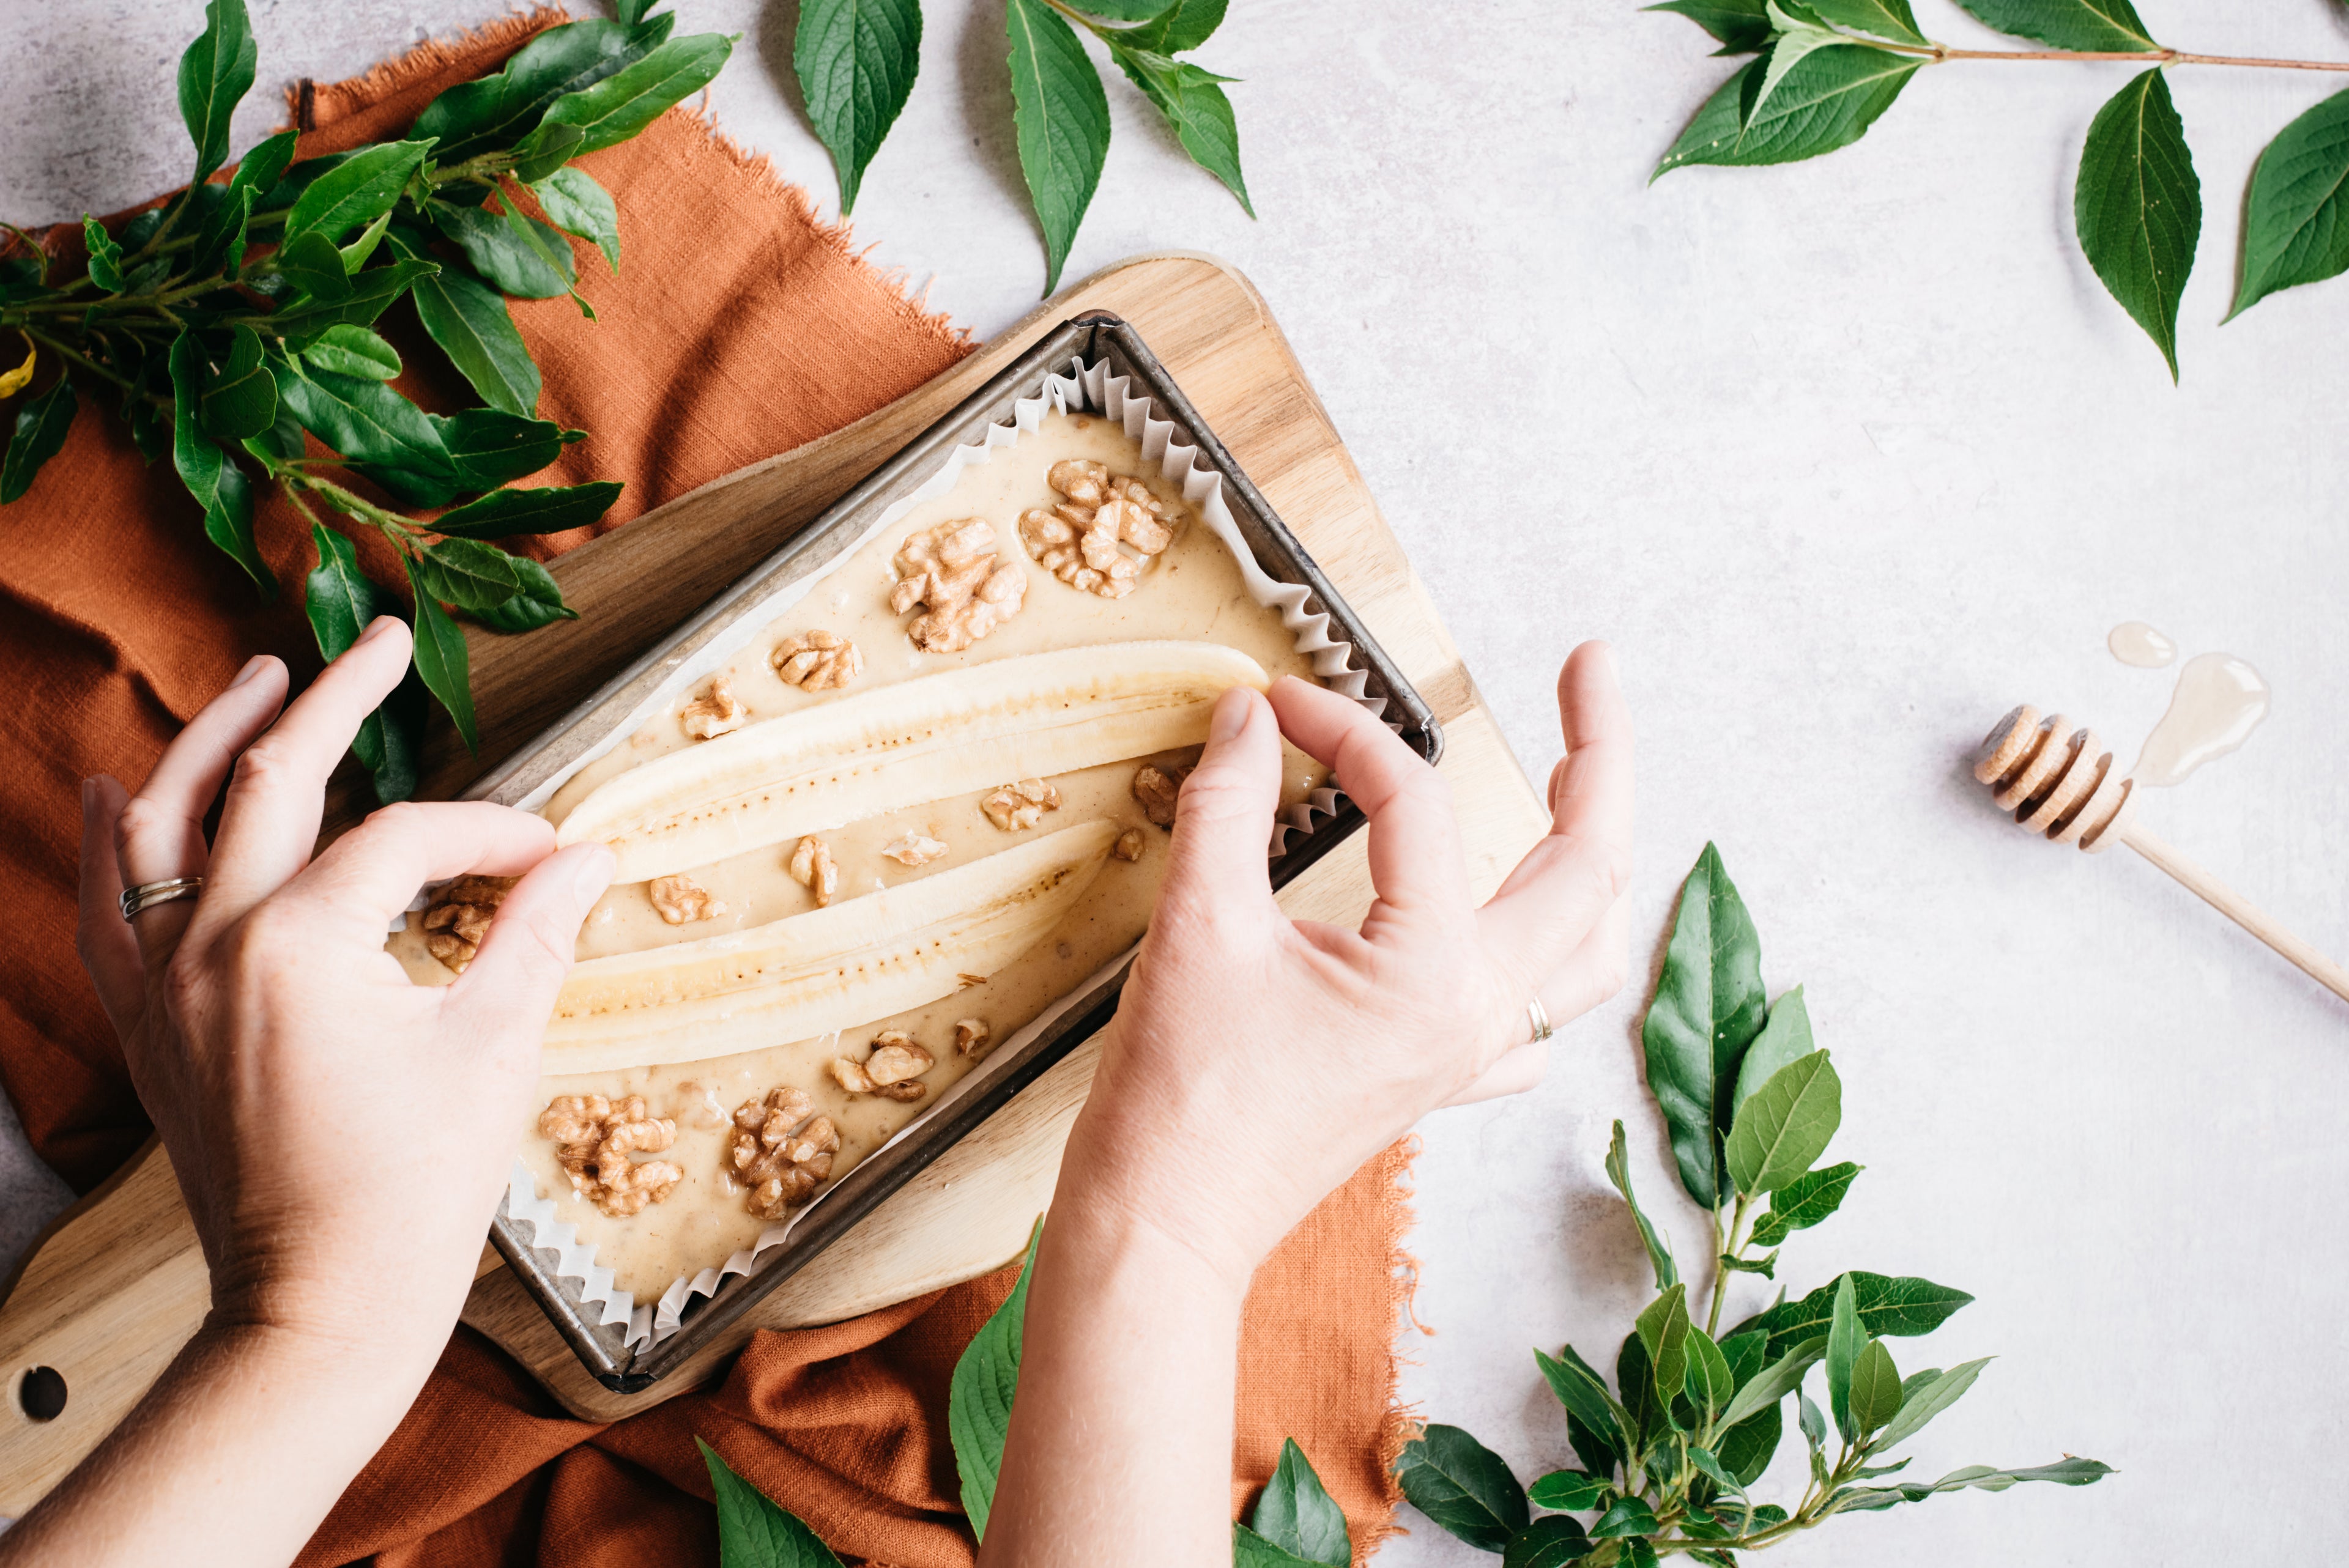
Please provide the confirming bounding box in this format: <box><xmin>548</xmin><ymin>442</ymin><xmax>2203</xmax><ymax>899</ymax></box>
<box><xmin>792</xmin><ymin>0</ymin><xmax>1249</xmax><ymax>294</ymax></box>
<box><xmin>1651</xmin><ymin>0</ymin><xmax>2349</xmax><ymax>379</ymax></box>
<box><xmin>0</xmin><ymin>0</ymin><xmax>730</xmax><ymax>801</ymax></box>
<box><xmin>1389</xmin><ymin>843</ymin><xmax>2110</xmax><ymax>1564</ymax></box>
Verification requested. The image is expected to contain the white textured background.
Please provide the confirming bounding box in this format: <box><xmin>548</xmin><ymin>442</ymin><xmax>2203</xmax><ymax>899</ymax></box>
<box><xmin>6</xmin><ymin>1</ymin><xmax>2347</xmax><ymax>1560</ymax></box>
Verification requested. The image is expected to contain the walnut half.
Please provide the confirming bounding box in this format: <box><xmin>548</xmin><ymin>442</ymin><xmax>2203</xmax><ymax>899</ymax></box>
<box><xmin>648</xmin><ymin>873</ymin><xmax>725</xmax><ymax>925</ymax></box>
<box><xmin>954</xmin><ymin>1018</ymin><xmax>993</xmax><ymax>1062</ymax></box>
<box><xmin>680</xmin><ymin>676</ymin><xmax>749</xmax><ymax>741</ymax></box>
<box><xmin>890</xmin><ymin>519</ymin><xmax>1028</xmax><ymax>653</ymax></box>
<box><xmin>421</xmin><ymin>874</ymin><xmax>516</xmax><ymax>973</ymax></box>
<box><xmin>881</xmin><ymin>832</ymin><xmax>949</xmax><ymax>868</ymax></box>
<box><xmin>789</xmin><ymin>835</ymin><xmax>839</xmax><ymax>908</ymax></box>
<box><xmin>730</xmin><ymin>1087</ymin><xmax>840</xmax><ymax>1220</ymax></box>
<box><xmin>1132</xmin><ymin>763</ymin><xmax>1192</xmax><ymax>828</ymax></box>
<box><xmin>540</xmin><ymin>1093</ymin><xmax>685</xmax><ymax>1219</ymax></box>
<box><xmin>981</xmin><ymin>778</ymin><xmax>1061</xmax><ymax>832</ymax></box>
<box><xmin>830</xmin><ymin>1030</ymin><xmax>935</xmax><ymax>1101</ymax></box>
<box><xmin>772</xmin><ymin>630</ymin><xmax>861</xmax><ymax>691</ymax></box>
<box><xmin>1019</xmin><ymin>460</ymin><xmax>1178</xmax><ymax>599</ymax></box>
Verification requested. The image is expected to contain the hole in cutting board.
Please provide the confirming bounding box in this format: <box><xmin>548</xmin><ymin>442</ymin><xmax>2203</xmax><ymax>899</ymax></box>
<box><xmin>18</xmin><ymin>1366</ymin><xmax>65</xmax><ymax>1421</ymax></box>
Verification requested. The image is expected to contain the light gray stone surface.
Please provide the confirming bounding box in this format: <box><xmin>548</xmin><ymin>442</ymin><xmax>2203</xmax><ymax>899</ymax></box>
<box><xmin>6</xmin><ymin>2</ymin><xmax>2347</xmax><ymax>1558</ymax></box>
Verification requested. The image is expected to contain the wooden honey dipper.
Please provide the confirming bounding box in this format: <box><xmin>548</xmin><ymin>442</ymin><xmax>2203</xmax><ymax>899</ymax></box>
<box><xmin>1976</xmin><ymin>705</ymin><xmax>2349</xmax><ymax>1005</ymax></box>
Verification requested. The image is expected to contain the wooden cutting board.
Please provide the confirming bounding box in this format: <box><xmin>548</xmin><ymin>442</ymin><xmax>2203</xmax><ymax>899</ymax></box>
<box><xmin>0</xmin><ymin>252</ymin><xmax>1547</xmax><ymax>1508</ymax></box>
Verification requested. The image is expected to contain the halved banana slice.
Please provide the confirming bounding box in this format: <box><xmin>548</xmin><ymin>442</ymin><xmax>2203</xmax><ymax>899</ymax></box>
<box><xmin>556</xmin><ymin>640</ymin><xmax>1267</xmax><ymax>882</ymax></box>
<box><xmin>544</xmin><ymin>819</ymin><xmax>1120</xmax><ymax>1074</ymax></box>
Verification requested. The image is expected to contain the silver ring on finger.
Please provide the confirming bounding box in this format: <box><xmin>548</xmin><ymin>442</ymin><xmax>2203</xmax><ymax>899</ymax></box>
<box><xmin>119</xmin><ymin>877</ymin><xmax>204</xmax><ymax>922</ymax></box>
<box><xmin>1526</xmin><ymin>995</ymin><xmax>1554</xmax><ymax>1045</ymax></box>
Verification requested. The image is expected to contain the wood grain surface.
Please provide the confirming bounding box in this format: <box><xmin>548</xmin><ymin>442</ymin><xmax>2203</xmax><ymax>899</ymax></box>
<box><xmin>0</xmin><ymin>253</ymin><xmax>1546</xmax><ymax>1495</ymax></box>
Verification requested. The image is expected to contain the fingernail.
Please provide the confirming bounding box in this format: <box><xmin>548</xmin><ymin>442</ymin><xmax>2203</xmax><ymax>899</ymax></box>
<box><xmin>228</xmin><ymin>654</ymin><xmax>269</xmax><ymax>689</ymax></box>
<box><xmin>1209</xmin><ymin>687</ymin><xmax>1252</xmax><ymax>744</ymax></box>
<box><xmin>355</xmin><ymin>616</ymin><xmax>399</xmax><ymax>646</ymax></box>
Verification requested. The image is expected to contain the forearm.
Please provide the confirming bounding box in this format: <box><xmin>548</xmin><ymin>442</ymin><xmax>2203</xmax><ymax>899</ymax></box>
<box><xmin>0</xmin><ymin>1320</ymin><xmax>428</xmax><ymax>1568</ymax></box>
<box><xmin>977</xmin><ymin>1158</ymin><xmax>1250</xmax><ymax>1568</ymax></box>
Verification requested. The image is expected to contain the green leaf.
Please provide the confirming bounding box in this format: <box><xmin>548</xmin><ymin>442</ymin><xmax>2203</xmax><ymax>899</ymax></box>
<box><xmin>2230</xmin><ymin>87</ymin><xmax>2349</xmax><ymax>319</ymax></box>
<box><xmin>540</xmin><ymin>32</ymin><xmax>735</xmax><ymax>155</ymax></box>
<box><xmin>1108</xmin><ymin>46</ymin><xmax>1253</xmax><ymax>216</ymax></box>
<box><xmin>414</xmin><ymin>536</ymin><xmax>522</xmax><ymax>613</ymax></box>
<box><xmin>278</xmin><ymin>366</ymin><xmax>458</xmax><ymax>503</ymax></box>
<box><xmin>254</xmin><ymin>257</ymin><xmax>439</xmax><ymax>339</ymax></box>
<box><xmin>1655</xmin><ymin>48</ymin><xmax>1918</xmax><ymax>178</ymax></box>
<box><xmin>1685</xmin><ymin>1444</ymin><xmax>1742</xmax><ymax>1498</ymax></box>
<box><xmin>1646</xmin><ymin>0</ymin><xmax>1772</xmax><ymax>54</ymax></box>
<box><xmin>1589</xmin><ymin>1495</ymin><xmax>1659</xmax><ymax>1539</ymax></box>
<box><xmin>1750</xmin><ymin>1159</ymin><xmax>1859</xmax><ymax>1248</ymax></box>
<box><xmin>179</xmin><ymin>0</ymin><xmax>258</xmax><ymax>185</ymax></box>
<box><xmin>1249</xmin><ymin>1440</ymin><xmax>1349</xmax><ymax>1567</ymax></box>
<box><xmin>275</xmin><ymin>230</ymin><xmax>356</xmax><ymax>302</ymax></box>
<box><xmin>949</xmin><ymin>1218</ymin><xmax>1041</xmax><ymax>1539</ymax></box>
<box><xmin>187</xmin><ymin>184</ymin><xmax>259</xmax><ymax>281</ymax></box>
<box><xmin>1721</xmin><ymin>1329</ymin><xmax>1767</xmax><ymax>1388</ymax></box>
<box><xmin>404</xmin><ymin>554</ymin><xmax>478</xmax><ymax>752</ymax></box>
<box><xmin>470</xmin><ymin>553</ymin><xmax>576</xmax><ymax>632</ymax></box>
<box><xmin>301</xmin><ymin>325</ymin><xmax>401</xmax><ymax>380</ymax></box>
<box><xmin>1824</xmin><ymin>1275</ymin><xmax>1863</xmax><ymax>1442</ymax></box>
<box><xmin>1803</xmin><ymin>0</ymin><xmax>1925</xmax><ymax>43</ymax></box>
<box><xmin>1714</xmin><ymin>1335</ymin><xmax>1824</xmax><ymax>1431</ymax></box>
<box><xmin>1501</xmin><ymin>1516</ymin><xmax>1592</xmax><ymax>1568</ymax></box>
<box><xmin>1848</xmin><ymin>1337</ymin><xmax>1902</xmax><ymax>1437</ymax></box>
<box><xmin>794</xmin><ymin>0</ymin><xmax>922</xmax><ymax>214</ymax></box>
<box><xmin>1759</xmin><ymin>1272</ymin><xmax>1973</xmax><ymax>1355</ymax></box>
<box><xmin>168</xmin><ymin>335</ymin><xmax>272</xmax><ymax>594</ymax></box>
<box><xmin>286</xmin><ymin>140</ymin><xmax>435</xmax><ymax>246</ymax></box>
<box><xmin>1</xmin><ymin>379</ymin><xmax>76</xmax><ymax>505</ymax></box>
<box><xmin>1871</xmin><ymin>1356</ymin><xmax>1989</xmax><ymax>1451</ymax></box>
<box><xmin>509</xmin><ymin>120</ymin><xmax>588</xmax><ymax>184</ymax></box>
<box><xmin>414</xmin><ymin>16</ymin><xmax>678</xmax><ymax>165</ymax></box>
<box><xmin>1616</xmin><ymin>1333</ymin><xmax>1664</xmax><ymax>1446</ymax></box>
<box><xmin>1634</xmin><ymin>1284</ymin><xmax>1693</xmax><ymax>1408</ymax></box>
<box><xmin>196</xmin><ymin>325</ymin><xmax>278</xmax><ymax>442</ymax></box>
<box><xmin>1731</xmin><ymin>985</ymin><xmax>1813</xmax><ymax>1113</ymax></box>
<box><xmin>1621</xmin><ymin>1540</ymin><xmax>1661</xmax><ymax>1568</ymax></box>
<box><xmin>1007</xmin><ymin>0</ymin><xmax>1111</xmax><ymax>294</ymax></box>
<box><xmin>303</xmin><ymin>522</ymin><xmax>414</xmax><ymax>796</ymax></box>
<box><xmin>2075</xmin><ymin>67</ymin><xmax>2200</xmax><ymax>380</ymax></box>
<box><xmin>1526</xmin><ymin>1470</ymin><xmax>1611</xmax><ymax>1511</ymax></box>
<box><xmin>532</xmin><ymin>168</ymin><xmax>622</xmax><ymax>271</ymax></box>
<box><xmin>1683</xmin><ymin>1325</ymin><xmax>1735</xmax><ymax>1418</ymax></box>
<box><xmin>1724</xmin><ymin>1049</ymin><xmax>1841</xmax><ymax>1196</ymax></box>
<box><xmin>1603</xmin><ymin>1120</ymin><xmax>1678</xmax><ymax>1290</ymax></box>
<box><xmin>1534</xmin><ymin>1345</ymin><xmax>1629</xmax><ymax>1465</ymax></box>
<box><xmin>81</xmin><ymin>217</ymin><xmax>125</xmax><ymax>293</ymax></box>
<box><xmin>1842</xmin><ymin>1457</ymin><xmax>2115</xmax><ymax>1510</ymax></box>
<box><xmin>429</xmin><ymin>201</ymin><xmax>576</xmax><ymax>299</ymax></box>
<box><xmin>1745</xmin><ymin>24</ymin><xmax>1863</xmax><ymax>133</ymax></box>
<box><xmin>431</xmin><ymin>480</ymin><xmax>622</xmax><ymax>539</ymax></box>
<box><xmin>1391</xmin><ymin>1426</ymin><xmax>1528</xmax><ymax>1552</ymax></box>
<box><xmin>1953</xmin><ymin>0</ymin><xmax>2156</xmax><ymax>50</ymax></box>
<box><xmin>1639</xmin><ymin>842</ymin><xmax>1767</xmax><ymax>1207</ymax></box>
<box><xmin>340</xmin><ymin>208</ymin><xmax>397</xmax><ymax>273</ymax></box>
<box><xmin>1123</xmin><ymin>0</ymin><xmax>1227</xmax><ymax>52</ymax></box>
<box><xmin>1716</xmin><ymin>1400</ymin><xmax>1783</xmax><ymax>1487</ymax></box>
<box><xmin>1231</xmin><ymin>1526</ymin><xmax>1326</xmax><ymax>1568</ymax></box>
<box><xmin>697</xmin><ymin>1438</ymin><xmax>845</xmax><ymax>1567</ymax></box>
<box><xmin>406</xmin><ymin>250</ymin><xmax>541</xmax><ymax>417</ymax></box>
<box><xmin>430</xmin><ymin>408</ymin><xmax>581</xmax><ymax>489</ymax></box>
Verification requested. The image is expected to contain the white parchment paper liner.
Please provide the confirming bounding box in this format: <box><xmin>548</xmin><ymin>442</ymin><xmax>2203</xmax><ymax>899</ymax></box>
<box><xmin>499</xmin><ymin>356</ymin><xmax>1387</xmax><ymax>1351</ymax></box>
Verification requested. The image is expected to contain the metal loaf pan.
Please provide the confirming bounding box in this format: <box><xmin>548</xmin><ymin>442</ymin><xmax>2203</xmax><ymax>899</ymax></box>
<box><xmin>474</xmin><ymin>312</ymin><xmax>1444</xmax><ymax>1389</ymax></box>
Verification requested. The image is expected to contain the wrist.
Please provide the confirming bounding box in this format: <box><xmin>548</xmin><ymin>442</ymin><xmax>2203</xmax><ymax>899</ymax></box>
<box><xmin>191</xmin><ymin>1306</ymin><xmax>442</xmax><ymax>1419</ymax></box>
<box><xmin>1048</xmin><ymin>1131</ymin><xmax>1264</xmax><ymax>1304</ymax></box>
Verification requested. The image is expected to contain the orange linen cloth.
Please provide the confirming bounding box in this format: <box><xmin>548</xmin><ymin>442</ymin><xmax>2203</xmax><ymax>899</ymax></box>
<box><xmin>0</xmin><ymin>14</ymin><xmax>1412</xmax><ymax>1564</ymax></box>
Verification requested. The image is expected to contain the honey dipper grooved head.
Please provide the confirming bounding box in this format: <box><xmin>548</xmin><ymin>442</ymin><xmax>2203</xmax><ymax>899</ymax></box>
<box><xmin>1973</xmin><ymin>704</ymin><xmax>2136</xmax><ymax>853</ymax></box>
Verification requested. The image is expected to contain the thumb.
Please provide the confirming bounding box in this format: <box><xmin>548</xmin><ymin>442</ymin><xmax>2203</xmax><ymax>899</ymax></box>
<box><xmin>450</xmin><ymin>842</ymin><xmax>616</xmax><ymax>1043</ymax></box>
<box><xmin>1161</xmin><ymin>686</ymin><xmax>1283</xmax><ymax>917</ymax></box>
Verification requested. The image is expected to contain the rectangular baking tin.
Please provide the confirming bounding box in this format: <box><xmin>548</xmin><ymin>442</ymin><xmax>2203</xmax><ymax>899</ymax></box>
<box><xmin>473</xmin><ymin>313</ymin><xmax>1444</xmax><ymax>1390</ymax></box>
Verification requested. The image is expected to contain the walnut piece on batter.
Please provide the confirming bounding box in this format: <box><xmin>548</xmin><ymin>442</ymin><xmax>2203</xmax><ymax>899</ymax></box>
<box><xmin>1018</xmin><ymin>460</ymin><xmax>1179</xmax><ymax>599</ymax></box>
<box><xmin>954</xmin><ymin>1018</ymin><xmax>993</xmax><ymax>1062</ymax></box>
<box><xmin>648</xmin><ymin>873</ymin><xmax>725</xmax><ymax>925</ymax></box>
<box><xmin>1132</xmin><ymin>762</ymin><xmax>1192</xmax><ymax>828</ymax></box>
<box><xmin>830</xmin><ymin>1029</ymin><xmax>935</xmax><ymax>1102</ymax></box>
<box><xmin>889</xmin><ymin>519</ymin><xmax>1028</xmax><ymax>653</ymax></box>
<box><xmin>729</xmin><ymin>1086</ymin><xmax>841</xmax><ymax>1220</ymax></box>
<box><xmin>540</xmin><ymin>1093</ymin><xmax>685</xmax><ymax>1218</ymax></box>
<box><xmin>881</xmin><ymin>832</ymin><xmax>949</xmax><ymax>868</ymax></box>
<box><xmin>981</xmin><ymin>778</ymin><xmax>1061</xmax><ymax>832</ymax></box>
<box><xmin>421</xmin><ymin>874</ymin><xmax>517</xmax><ymax>974</ymax></box>
<box><xmin>1113</xmin><ymin>827</ymin><xmax>1145</xmax><ymax>863</ymax></box>
<box><xmin>679</xmin><ymin>676</ymin><xmax>749</xmax><ymax>741</ymax></box>
<box><xmin>771</xmin><ymin>630</ymin><xmax>862</xmax><ymax>691</ymax></box>
<box><xmin>789</xmin><ymin>835</ymin><xmax>839</xmax><ymax>907</ymax></box>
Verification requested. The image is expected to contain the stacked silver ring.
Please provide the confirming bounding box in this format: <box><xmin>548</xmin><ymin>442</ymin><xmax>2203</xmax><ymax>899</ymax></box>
<box><xmin>119</xmin><ymin>877</ymin><xmax>204</xmax><ymax>922</ymax></box>
<box><xmin>1526</xmin><ymin>996</ymin><xmax>1554</xmax><ymax>1044</ymax></box>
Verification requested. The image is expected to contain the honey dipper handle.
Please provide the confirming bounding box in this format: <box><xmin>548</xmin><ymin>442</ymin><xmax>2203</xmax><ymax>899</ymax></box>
<box><xmin>2121</xmin><ymin>826</ymin><xmax>2349</xmax><ymax>1005</ymax></box>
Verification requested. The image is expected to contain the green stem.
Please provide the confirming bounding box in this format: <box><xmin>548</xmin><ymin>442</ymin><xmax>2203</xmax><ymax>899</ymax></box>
<box><xmin>1863</xmin><ymin>38</ymin><xmax>2349</xmax><ymax>72</ymax></box>
<box><xmin>1704</xmin><ymin>1193</ymin><xmax>1751</xmax><ymax>1338</ymax></box>
<box><xmin>22</xmin><ymin>326</ymin><xmax>136</xmax><ymax>393</ymax></box>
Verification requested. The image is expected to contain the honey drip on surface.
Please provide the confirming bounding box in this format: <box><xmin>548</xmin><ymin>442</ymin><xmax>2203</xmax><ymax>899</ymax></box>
<box><xmin>2107</xmin><ymin>621</ymin><xmax>2176</xmax><ymax>668</ymax></box>
<box><xmin>2131</xmin><ymin>652</ymin><xmax>2270</xmax><ymax>788</ymax></box>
